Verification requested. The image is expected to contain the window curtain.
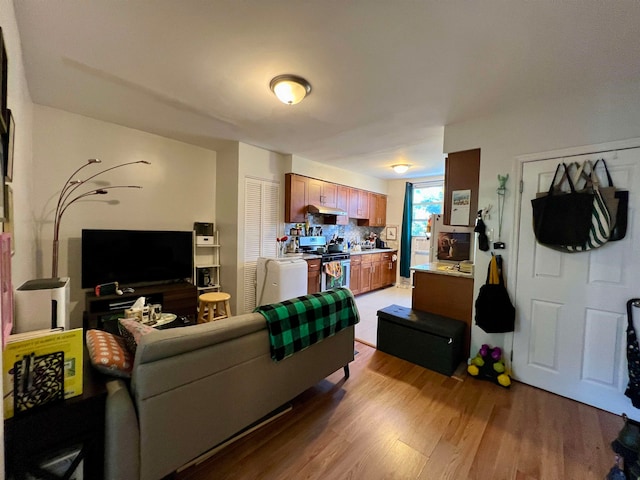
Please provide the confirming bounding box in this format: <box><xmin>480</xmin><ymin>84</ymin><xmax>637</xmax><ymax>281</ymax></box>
<box><xmin>400</xmin><ymin>182</ymin><xmax>413</xmax><ymax>278</ymax></box>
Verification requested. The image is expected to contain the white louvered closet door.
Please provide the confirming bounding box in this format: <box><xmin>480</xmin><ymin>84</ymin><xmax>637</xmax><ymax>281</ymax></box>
<box><xmin>243</xmin><ymin>177</ymin><xmax>280</xmax><ymax>313</ymax></box>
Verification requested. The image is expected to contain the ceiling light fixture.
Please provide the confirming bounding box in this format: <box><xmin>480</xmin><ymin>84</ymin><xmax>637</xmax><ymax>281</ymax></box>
<box><xmin>392</xmin><ymin>164</ymin><xmax>410</xmax><ymax>174</ymax></box>
<box><xmin>270</xmin><ymin>74</ymin><xmax>312</xmax><ymax>105</ymax></box>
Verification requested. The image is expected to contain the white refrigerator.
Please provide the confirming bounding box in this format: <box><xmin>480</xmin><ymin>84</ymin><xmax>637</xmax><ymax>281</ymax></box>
<box><xmin>256</xmin><ymin>257</ymin><xmax>308</xmax><ymax>306</ymax></box>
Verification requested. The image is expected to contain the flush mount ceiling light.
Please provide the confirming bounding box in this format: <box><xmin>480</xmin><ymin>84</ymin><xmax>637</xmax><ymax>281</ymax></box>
<box><xmin>270</xmin><ymin>74</ymin><xmax>312</xmax><ymax>105</ymax></box>
<box><xmin>392</xmin><ymin>164</ymin><xmax>410</xmax><ymax>174</ymax></box>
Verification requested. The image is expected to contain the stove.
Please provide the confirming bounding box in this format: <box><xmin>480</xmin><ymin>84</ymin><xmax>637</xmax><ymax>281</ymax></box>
<box><xmin>319</xmin><ymin>252</ymin><xmax>350</xmax><ymax>263</ymax></box>
<box><xmin>298</xmin><ymin>236</ymin><xmax>351</xmax><ymax>290</ymax></box>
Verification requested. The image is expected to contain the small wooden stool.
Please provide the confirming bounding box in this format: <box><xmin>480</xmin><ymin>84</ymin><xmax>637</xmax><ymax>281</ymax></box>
<box><xmin>197</xmin><ymin>292</ymin><xmax>232</xmax><ymax>323</ymax></box>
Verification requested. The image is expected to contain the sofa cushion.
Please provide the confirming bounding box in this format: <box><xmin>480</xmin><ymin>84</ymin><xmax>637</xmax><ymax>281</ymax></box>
<box><xmin>119</xmin><ymin>318</ymin><xmax>155</xmax><ymax>354</ymax></box>
<box><xmin>86</xmin><ymin>329</ymin><xmax>133</xmax><ymax>378</ymax></box>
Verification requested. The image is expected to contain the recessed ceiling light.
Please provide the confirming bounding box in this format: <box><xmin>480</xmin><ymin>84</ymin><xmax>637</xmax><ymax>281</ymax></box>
<box><xmin>270</xmin><ymin>74</ymin><xmax>312</xmax><ymax>105</ymax></box>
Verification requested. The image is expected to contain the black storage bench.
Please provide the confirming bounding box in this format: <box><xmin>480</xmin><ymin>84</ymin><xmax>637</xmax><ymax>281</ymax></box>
<box><xmin>377</xmin><ymin>304</ymin><xmax>466</xmax><ymax>376</ymax></box>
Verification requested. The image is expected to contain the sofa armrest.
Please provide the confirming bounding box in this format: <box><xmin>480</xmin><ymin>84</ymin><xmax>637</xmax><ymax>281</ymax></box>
<box><xmin>134</xmin><ymin>313</ymin><xmax>266</xmax><ymax>365</ymax></box>
<box><xmin>105</xmin><ymin>379</ymin><xmax>140</xmax><ymax>480</ymax></box>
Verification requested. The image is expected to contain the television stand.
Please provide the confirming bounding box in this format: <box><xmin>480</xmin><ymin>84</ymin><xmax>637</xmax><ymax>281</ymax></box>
<box><xmin>83</xmin><ymin>281</ymin><xmax>197</xmax><ymax>333</ymax></box>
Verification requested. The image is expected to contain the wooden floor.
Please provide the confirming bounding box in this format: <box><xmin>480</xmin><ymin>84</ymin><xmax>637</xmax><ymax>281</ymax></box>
<box><xmin>175</xmin><ymin>342</ymin><xmax>623</xmax><ymax>480</ymax></box>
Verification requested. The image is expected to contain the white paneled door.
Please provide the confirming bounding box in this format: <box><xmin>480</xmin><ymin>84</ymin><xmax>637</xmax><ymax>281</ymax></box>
<box><xmin>514</xmin><ymin>146</ymin><xmax>640</xmax><ymax>416</ymax></box>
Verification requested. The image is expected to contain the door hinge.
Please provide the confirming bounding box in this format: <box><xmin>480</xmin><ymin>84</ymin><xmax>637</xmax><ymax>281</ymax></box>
<box><xmin>519</xmin><ymin>180</ymin><xmax>524</xmax><ymax>194</ymax></box>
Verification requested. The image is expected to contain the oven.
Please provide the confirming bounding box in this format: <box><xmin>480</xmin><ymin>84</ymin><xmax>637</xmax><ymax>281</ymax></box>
<box><xmin>320</xmin><ymin>253</ymin><xmax>351</xmax><ymax>291</ymax></box>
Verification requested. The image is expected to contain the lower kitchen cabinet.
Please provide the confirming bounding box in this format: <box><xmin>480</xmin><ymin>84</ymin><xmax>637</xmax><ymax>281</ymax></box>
<box><xmin>350</xmin><ymin>255</ymin><xmax>362</xmax><ymax>295</ymax></box>
<box><xmin>306</xmin><ymin>258</ymin><xmax>321</xmax><ymax>294</ymax></box>
<box><xmin>352</xmin><ymin>250</ymin><xmax>396</xmax><ymax>295</ymax></box>
<box><xmin>382</xmin><ymin>251</ymin><xmax>397</xmax><ymax>286</ymax></box>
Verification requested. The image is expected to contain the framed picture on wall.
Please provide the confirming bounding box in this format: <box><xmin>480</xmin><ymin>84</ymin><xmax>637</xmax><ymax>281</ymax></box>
<box><xmin>386</xmin><ymin>225</ymin><xmax>398</xmax><ymax>241</ymax></box>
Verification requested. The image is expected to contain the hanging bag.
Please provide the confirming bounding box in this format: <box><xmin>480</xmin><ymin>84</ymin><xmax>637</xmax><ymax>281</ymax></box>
<box><xmin>594</xmin><ymin>158</ymin><xmax>628</xmax><ymax>242</ymax></box>
<box><xmin>563</xmin><ymin>160</ymin><xmax>612</xmax><ymax>252</ymax></box>
<box><xmin>531</xmin><ymin>163</ymin><xmax>594</xmax><ymax>247</ymax></box>
<box><xmin>475</xmin><ymin>254</ymin><xmax>515</xmax><ymax>333</ymax></box>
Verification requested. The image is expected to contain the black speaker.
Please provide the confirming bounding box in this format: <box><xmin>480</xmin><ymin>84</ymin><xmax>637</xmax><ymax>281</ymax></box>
<box><xmin>194</xmin><ymin>222</ymin><xmax>214</xmax><ymax>236</ymax></box>
<box><xmin>197</xmin><ymin>269</ymin><xmax>211</xmax><ymax>287</ymax></box>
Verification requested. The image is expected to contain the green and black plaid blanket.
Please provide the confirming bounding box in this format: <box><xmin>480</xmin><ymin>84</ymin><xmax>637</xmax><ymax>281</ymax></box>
<box><xmin>255</xmin><ymin>287</ymin><xmax>360</xmax><ymax>362</ymax></box>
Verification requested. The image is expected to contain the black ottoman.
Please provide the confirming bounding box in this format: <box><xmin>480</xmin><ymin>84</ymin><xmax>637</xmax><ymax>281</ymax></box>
<box><xmin>377</xmin><ymin>304</ymin><xmax>466</xmax><ymax>376</ymax></box>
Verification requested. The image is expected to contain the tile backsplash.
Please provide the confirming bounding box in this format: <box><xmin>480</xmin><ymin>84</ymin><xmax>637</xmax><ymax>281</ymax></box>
<box><xmin>284</xmin><ymin>214</ymin><xmax>387</xmax><ymax>250</ymax></box>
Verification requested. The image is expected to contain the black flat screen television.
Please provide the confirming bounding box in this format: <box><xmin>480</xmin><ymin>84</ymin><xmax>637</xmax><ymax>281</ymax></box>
<box><xmin>81</xmin><ymin>229</ymin><xmax>193</xmax><ymax>289</ymax></box>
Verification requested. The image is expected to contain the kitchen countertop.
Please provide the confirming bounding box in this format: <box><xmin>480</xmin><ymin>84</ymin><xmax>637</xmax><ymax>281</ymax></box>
<box><xmin>348</xmin><ymin>248</ymin><xmax>397</xmax><ymax>255</ymax></box>
<box><xmin>282</xmin><ymin>253</ymin><xmax>322</xmax><ymax>260</ymax></box>
<box><xmin>411</xmin><ymin>262</ymin><xmax>473</xmax><ymax>278</ymax></box>
<box><xmin>282</xmin><ymin>248</ymin><xmax>396</xmax><ymax>259</ymax></box>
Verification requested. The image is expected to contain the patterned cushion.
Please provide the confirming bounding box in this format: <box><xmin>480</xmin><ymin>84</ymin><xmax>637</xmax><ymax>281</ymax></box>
<box><xmin>118</xmin><ymin>318</ymin><xmax>155</xmax><ymax>354</ymax></box>
<box><xmin>86</xmin><ymin>329</ymin><xmax>133</xmax><ymax>378</ymax></box>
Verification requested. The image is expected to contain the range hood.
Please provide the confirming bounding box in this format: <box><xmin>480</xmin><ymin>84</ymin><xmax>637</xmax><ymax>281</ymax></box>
<box><xmin>307</xmin><ymin>204</ymin><xmax>347</xmax><ymax>216</ymax></box>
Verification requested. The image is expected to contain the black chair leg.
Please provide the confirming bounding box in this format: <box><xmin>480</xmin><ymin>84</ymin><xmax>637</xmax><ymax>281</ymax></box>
<box><xmin>343</xmin><ymin>365</ymin><xmax>350</xmax><ymax>379</ymax></box>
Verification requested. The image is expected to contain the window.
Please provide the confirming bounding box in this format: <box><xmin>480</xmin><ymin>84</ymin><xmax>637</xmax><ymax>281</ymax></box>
<box><xmin>411</xmin><ymin>181</ymin><xmax>444</xmax><ymax>236</ymax></box>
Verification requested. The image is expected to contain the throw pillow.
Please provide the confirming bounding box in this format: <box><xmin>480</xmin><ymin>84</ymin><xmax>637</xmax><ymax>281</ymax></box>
<box><xmin>86</xmin><ymin>329</ymin><xmax>133</xmax><ymax>378</ymax></box>
<box><xmin>118</xmin><ymin>318</ymin><xmax>155</xmax><ymax>354</ymax></box>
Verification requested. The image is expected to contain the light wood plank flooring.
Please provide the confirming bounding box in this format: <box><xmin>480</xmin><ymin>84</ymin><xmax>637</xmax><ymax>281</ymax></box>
<box><xmin>354</xmin><ymin>285</ymin><xmax>412</xmax><ymax>347</ymax></box>
<box><xmin>175</xmin><ymin>341</ymin><xmax>622</xmax><ymax>480</ymax></box>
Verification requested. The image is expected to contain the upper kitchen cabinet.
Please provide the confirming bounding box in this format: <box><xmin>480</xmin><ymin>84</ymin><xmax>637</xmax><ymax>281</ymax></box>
<box><xmin>285</xmin><ymin>173</ymin><xmax>309</xmax><ymax>223</ymax></box>
<box><xmin>443</xmin><ymin>148</ymin><xmax>480</xmax><ymax>227</ymax></box>
<box><xmin>348</xmin><ymin>188</ymin><xmax>369</xmax><ymax>219</ymax></box>
<box><xmin>320</xmin><ymin>183</ymin><xmax>351</xmax><ymax>226</ymax></box>
<box><xmin>308</xmin><ymin>178</ymin><xmax>337</xmax><ymax>209</ymax></box>
<box><xmin>367</xmin><ymin>193</ymin><xmax>387</xmax><ymax>227</ymax></box>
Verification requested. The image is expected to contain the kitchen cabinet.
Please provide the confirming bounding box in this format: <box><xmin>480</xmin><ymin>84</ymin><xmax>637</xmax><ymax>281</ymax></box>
<box><xmin>348</xmin><ymin>188</ymin><xmax>369</xmax><ymax>219</ymax></box>
<box><xmin>382</xmin><ymin>251</ymin><xmax>397</xmax><ymax>286</ymax></box>
<box><xmin>335</xmin><ymin>185</ymin><xmax>349</xmax><ymax>225</ymax></box>
<box><xmin>443</xmin><ymin>148</ymin><xmax>480</xmax><ymax>227</ymax></box>
<box><xmin>349</xmin><ymin>255</ymin><xmax>362</xmax><ymax>295</ymax></box>
<box><xmin>285</xmin><ymin>173</ymin><xmax>386</xmax><ymax>225</ymax></box>
<box><xmin>306</xmin><ymin>258</ymin><xmax>321</xmax><ymax>294</ymax></box>
<box><xmin>412</xmin><ymin>270</ymin><xmax>473</xmax><ymax>357</ymax></box>
<box><xmin>368</xmin><ymin>193</ymin><xmax>387</xmax><ymax>227</ymax></box>
<box><xmin>322</xmin><ymin>184</ymin><xmax>350</xmax><ymax>226</ymax></box>
<box><xmin>370</xmin><ymin>253</ymin><xmax>384</xmax><ymax>290</ymax></box>
<box><xmin>352</xmin><ymin>250</ymin><xmax>397</xmax><ymax>295</ymax></box>
<box><xmin>308</xmin><ymin>178</ymin><xmax>337</xmax><ymax>209</ymax></box>
<box><xmin>285</xmin><ymin>173</ymin><xmax>309</xmax><ymax>223</ymax></box>
<box><xmin>360</xmin><ymin>254</ymin><xmax>373</xmax><ymax>293</ymax></box>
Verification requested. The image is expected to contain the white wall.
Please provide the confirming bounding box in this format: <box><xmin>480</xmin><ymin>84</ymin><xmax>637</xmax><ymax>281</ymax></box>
<box><xmin>32</xmin><ymin>106</ymin><xmax>216</xmax><ymax>328</ymax></box>
<box><xmin>237</xmin><ymin>142</ymin><xmax>287</xmax><ymax>313</ymax></box>
<box><xmin>1</xmin><ymin>0</ymin><xmax>36</xmax><ymax>287</ymax></box>
<box><xmin>288</xmin><ymin>154</ymin><xmax>388</xmax><ymax>193</ymax></box>
<box><xmin>1</xmin><ymin>0</ymin><xmax>36</xmax><ymax>468</ymax></box>
<box><xmin>216</xmin><ymin>142</ymin><xmax>240</xmax><ymax>310</ymax></box>
<box><xmin>443</xmin><ymin>79</ymin><xmax>640</xmax><ymax>357</ymax></box>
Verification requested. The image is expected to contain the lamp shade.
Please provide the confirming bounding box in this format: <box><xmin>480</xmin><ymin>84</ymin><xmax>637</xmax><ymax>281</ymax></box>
<box><xmin>392</xmin><ymin>164</ymin><xmax>410</xmax><ymax>174</ymax></box>
<box><xmin>270</xmin><ymin>75</ymin><xmax>311</xmax><ymax>105</ymax></box>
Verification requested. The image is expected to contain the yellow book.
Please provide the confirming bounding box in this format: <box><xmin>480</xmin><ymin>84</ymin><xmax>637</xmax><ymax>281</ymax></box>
<box><xmin>3</xmin><ymin>328</ymin><xmax>84</xmax><ymax>419</ymax></box>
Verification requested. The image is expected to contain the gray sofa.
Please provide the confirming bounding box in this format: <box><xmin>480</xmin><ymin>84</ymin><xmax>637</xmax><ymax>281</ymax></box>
<box><xmin>104</xmin><ymin>309</ymin><xmax>356</xmax><ymax>480</ymax></box>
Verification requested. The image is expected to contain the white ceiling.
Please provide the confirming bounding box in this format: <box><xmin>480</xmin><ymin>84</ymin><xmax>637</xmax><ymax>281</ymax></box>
<box><xmin>12</xmin><ymin>1</ymin><xmax>640</xmax><ymax>179</ymax></box>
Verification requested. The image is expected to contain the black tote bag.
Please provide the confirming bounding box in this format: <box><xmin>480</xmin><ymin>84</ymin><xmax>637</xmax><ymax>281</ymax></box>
<box><xmin>531</xmin><ymin>163</ymin><xmax>594</xmax><ymax>247</ymax></box>
<box><xmin>475</xmin><ymin>255</ymin><xmax>515</xmax><ymax>334</ymax></box>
